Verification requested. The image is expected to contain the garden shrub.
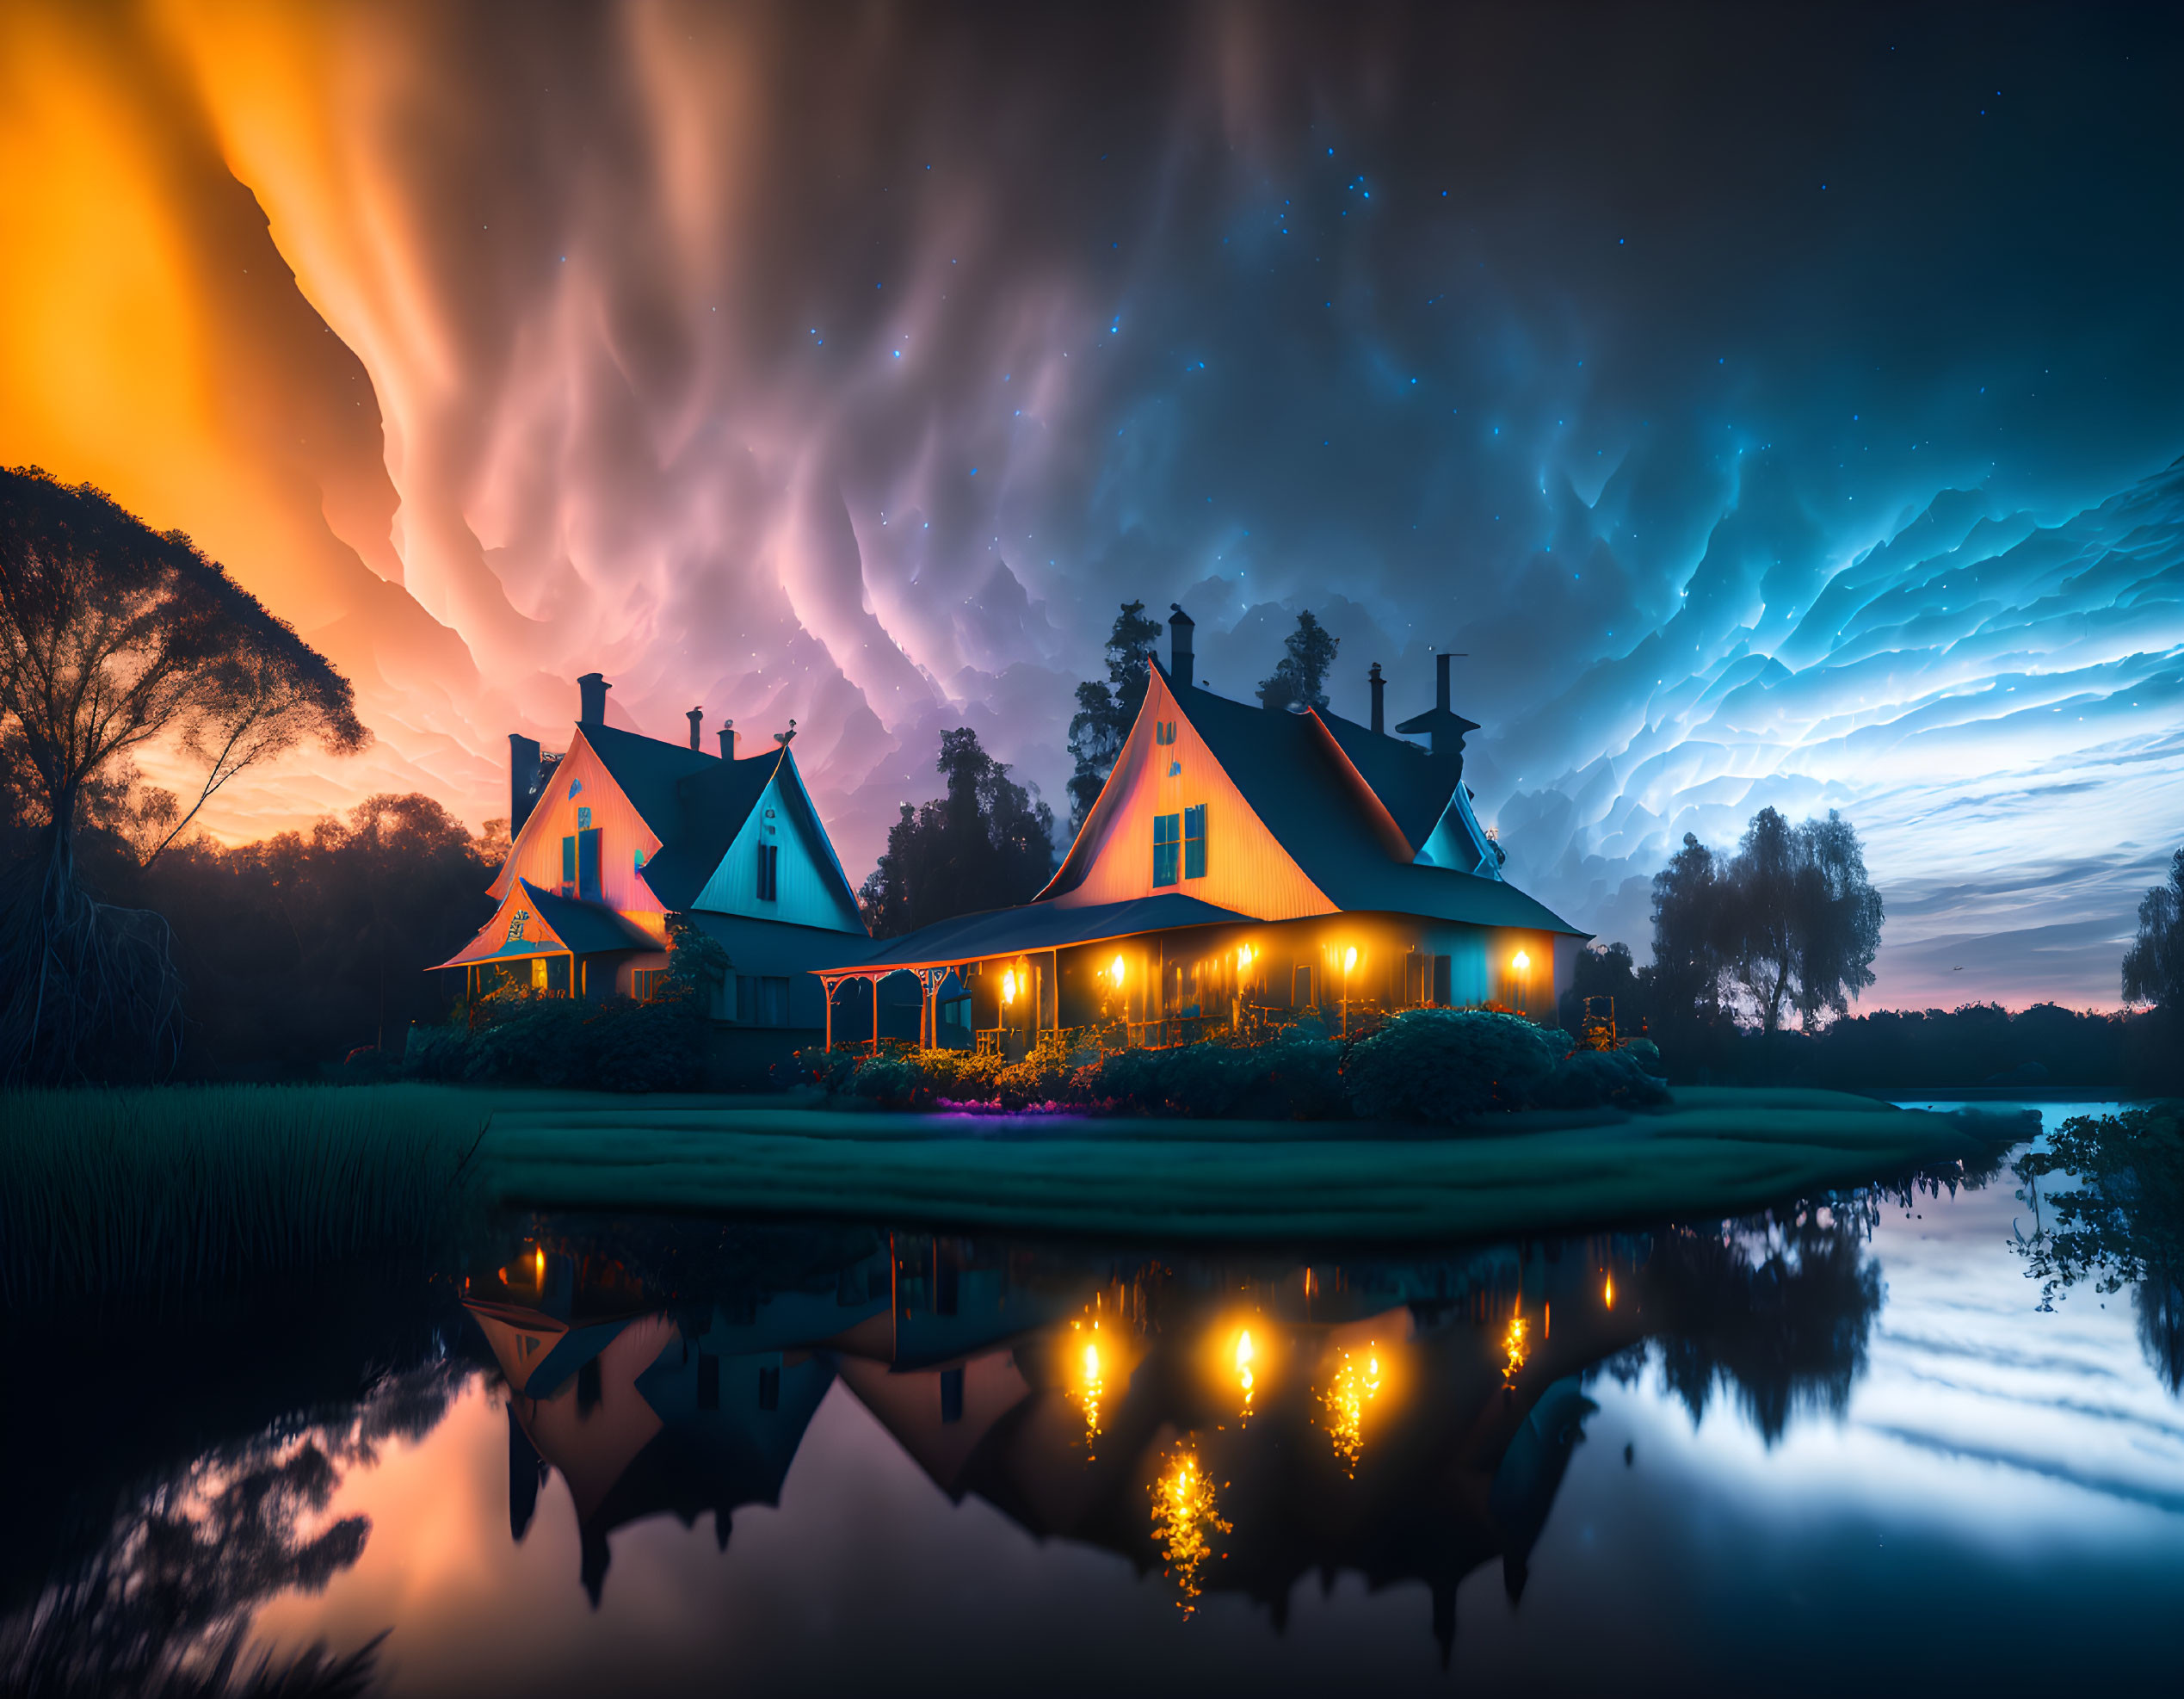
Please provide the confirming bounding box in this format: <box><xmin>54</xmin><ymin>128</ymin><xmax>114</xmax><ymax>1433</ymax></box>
<box><xmin>402</xmin><ymin>989</ymin><xmax>704</xmax><ymax>1091</ymax></box>
<box><xmin>1342</xmin><ymin>1009</ymin><xmax>1569</xmax><ymax>1123</ymax></box>
<box><xmin>1536</xmin><ymin>1046</ymin><xmax>1674</xmax><ymax>1111</ymax></box>
<box><xmin>1076</xmin><ymin>1029</ymin><xmax>1345</xmax><ymax>1119</ymax></box>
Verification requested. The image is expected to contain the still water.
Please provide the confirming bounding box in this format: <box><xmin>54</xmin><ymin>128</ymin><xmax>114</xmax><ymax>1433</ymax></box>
<box><xmin>12</xmin><ymin>1103</ymin><xmax>2183</xmax><ymax>1695</ymax></box>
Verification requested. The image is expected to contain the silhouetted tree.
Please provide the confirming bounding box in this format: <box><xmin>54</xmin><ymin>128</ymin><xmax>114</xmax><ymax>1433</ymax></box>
<box><xmin>860</xmin><ymin>727</ymin><xmax>1056</xmax><ymax>937</ymax></box>
<box><xmin>1065</xmin><ymin>600</ymin><xmax>1163</xmax><ymax>830</ymax></box>
<box><xmin>1724</xmin><ymin>807</ymin><xmax>1883</xmax><ymax>1033</ymax></box>
<box><xmin>1650</xmin><ymin>831</ymin><xmax>1728</xmax><ymax>1022</ymax></box>
<box><xmin>0</xmin><ymin>468</ymin><xmax>367</xmax><ymax>1079</ymax></box>
<box><xmin>1255</xmin><ymin>608</ymin><xmax>1338</xmax><ymax>712</ymax></box>
<box><xmin>139</xmin><ymin>794</ymin><xmax>497</xmax><ymax>1075</ymax></box>
<box><xmin>2124</xmin><ymin>848</ymin><xmax>2184</xmax><ymax>1011</ymax></box>
<box><xmin>1558</xmin><ymin>940</ymin><xmax>1652</xmax><ymax>1036</ymax></box>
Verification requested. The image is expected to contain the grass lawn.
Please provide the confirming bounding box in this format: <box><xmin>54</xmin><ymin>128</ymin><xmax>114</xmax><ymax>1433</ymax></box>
<box><xmin>475</xmin><ymin>1085</ymin><xmax>2026</xmax><ymax>1242</ymax></box>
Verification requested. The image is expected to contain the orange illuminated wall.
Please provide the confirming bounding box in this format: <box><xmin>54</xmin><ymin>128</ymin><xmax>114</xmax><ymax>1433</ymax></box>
<box><xmin>486</xmin><ymin>730</ymin><xmax>667</xmax><ymax>939</ymax></box>
<box><xmin>1049</xmin><ymin>671</ymin><xmax>1335</xmax><ymax>920</ymax></box>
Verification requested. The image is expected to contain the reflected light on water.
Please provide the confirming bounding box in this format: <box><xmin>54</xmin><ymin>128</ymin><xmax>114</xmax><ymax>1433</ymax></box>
<box><xmin>1503</xmin><ymin>1313</ymin><xmax>1528</xmax><ymax>1386</ymax></box>
<box><xmin>1151</xmin><ymin>1449</ymin><xmax>1230</xmax><ymax>1616</ymax></box>
<box><xmin>1070</xmin><ymin>1321</ymin><xmax>1105</xmax><ymax>1455</ymax></box>
<box><xmin>1323</xmin><ymin>1346</ymin><xmax>1383</xmax><ymax>1475</ymax></box>
<box><xmin>1235</xmin><ymin>1329</ymin><xmax>1255</xmax><ymax>1422</ymax></box>
<box><xmin>1603</xmin><ymin>1273</ymin><xmax>1615</xmax><ymax>1309</ymax></box>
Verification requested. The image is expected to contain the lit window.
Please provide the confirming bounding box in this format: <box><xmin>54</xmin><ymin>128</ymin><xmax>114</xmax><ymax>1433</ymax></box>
<box><xmin>1153</xmin><ymin>812</ymin><xmax>1181</xmax><ymax>887</ymax></box>
<box><xmin>1183</xmin><ymin>804</ymin><xmax>1207</xmax><ymax>879</ymax></box>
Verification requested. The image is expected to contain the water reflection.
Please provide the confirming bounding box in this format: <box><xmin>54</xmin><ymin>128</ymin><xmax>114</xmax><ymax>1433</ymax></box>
<box><xmin>451</xmin><ymin>1202</ymin><xmax>1897</xmax><ymax>1656</ymax></box>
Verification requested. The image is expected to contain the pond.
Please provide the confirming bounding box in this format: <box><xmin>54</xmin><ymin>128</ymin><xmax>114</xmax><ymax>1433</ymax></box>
<box><xmin>6</xmin><ymin>1101</ymin><xmax>2180</xmax><ymax>1696</ymax></box>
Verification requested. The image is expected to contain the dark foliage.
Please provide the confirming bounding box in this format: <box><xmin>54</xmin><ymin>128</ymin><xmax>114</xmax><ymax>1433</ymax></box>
<box><xmin>120</xmin><ymin>794</ymin><xmax>501</xmax><ymax>1078</ymax></box>
<box><xmin>1064</xmin><ymin>599</ymin><xmax>1163</xmax><ymax>830</ymax></box>
<box><xmin>1255</xmin><ymin>608</ymin><xmax>1338</xmax><ymax>713</ymax></box>
<box><xmin>0</xmin><ymin>468</ymin><xmax>368</xmax><ymax>1082</ymax></box>
<box><xmin>1343</xmin><ymin>1009</ymin><xmax>1566</xmax><ymax>1121</ymax></box>
<box><xmin>859</xmin><ymin>726</ymin><xmax>1056</xmax><ymax>937</ymax></box>
<box><xmin>1080</xmin><ymin>1028</ymin><xmax>1348</xmax><ymax>1120</ymax></box>
<box><xmin>2013</xmin><ymin>1105</ymin><xmax>2184</xmax><ymax>1393</ymax></box>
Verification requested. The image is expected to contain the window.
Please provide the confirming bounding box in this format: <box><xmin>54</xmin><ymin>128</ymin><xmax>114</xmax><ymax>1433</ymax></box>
<box><xmin>576</xmin><ymin>805</ymin><xmax>592</xmax><ymax>830</ymax></box>
<box><xmin>632</xmin><ymin>967</ymin><xmax>667</xmax><ymax>1004</ymax></box>
<box><xmin>1433</xmin><ymin>954</ymin><xmax>1452</xmax><ymax>1007</ymax></box>
<box><xmin>1152</xmin><ymin>812</ymin><xmax>1181</xmax><ymax>887</ymax></box>
<box><xmin>756</xmin><ymin>841</ymin><xmax>780</xmax><ymax>901</ymax></box>
<box><xmin>560</xmin><ymin>834</ymin><xmax>576</xmax><ymax>894</ymax></box>
<box><xmin>577</xmin><ymin>827</ymin><xmax>602</xmax><ymax>901</ymax></box>
<box><xmin>1182</xmin><ymin>804</ymin><xmax>1207</xmax><ymax>879</ymax></box>
<box><xmin>1154</xmin><ymin>719</ymin><xmax>1177</xmax><ymax>745</ymax></box>
<box><xmin>736</xmin><ymin>974</ymin><xmax>791</xmax><ymax>1026</ymax></box>
<box><xmin>1293</xmin><ymin>962</ymin><xmax>1315</xmax><ymax>1008</ymax></box>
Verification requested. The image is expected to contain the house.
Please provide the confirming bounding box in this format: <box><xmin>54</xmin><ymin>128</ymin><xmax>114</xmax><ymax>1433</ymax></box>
<box><xmin>815</xmin><ymin>608</ymin><xmax>1585</xmax><ymax>1050</ymax></box>
<box><xmin>430</xmin><ymin>673</ymin><xmax>869</xmax><ymax>1056</ymax></box>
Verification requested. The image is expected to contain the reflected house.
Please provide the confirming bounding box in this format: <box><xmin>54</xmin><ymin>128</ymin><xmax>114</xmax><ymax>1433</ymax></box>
<box><xmin>462</xmin><ymin>1239</ymin><xmax>892</xmax><ymax>1603</ymax></box>
<box><xmin>817</xmin><ymin>609</ymin><xmax>1585</xmax><ymax>1052</ymax></box>
<box><xmin>429</xmin><ymin>673</ymin><xmax>869</xmax><ymax>1065</ymax></box>
<box><xmin>463</xmin><ymin>1218</ymin><xmax>1883</xmax><ymax>1647</ymax></box>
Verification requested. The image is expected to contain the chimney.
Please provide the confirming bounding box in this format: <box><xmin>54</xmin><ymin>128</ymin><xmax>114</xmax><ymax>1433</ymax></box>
<box><xmin>1393</xmin><ymin>649</ymin><xmax>1480</xmax><ymax>762</ymax></box>
<box><xmin>1437</xmin><ymin>651</ymin><xmax>1452</xmax><ymax>714</ymax></box>
<box><xmin>578</xmin><ymin>671</ymin><xmax>610</xmax><ymax>726</ymax></box>
<box><xmin>1368</xmin><ymin>662</ymin><xmax>1385</xmax><ymax>734</ymax></box>
<box><xmin>687</xmin><ymin>706</ymin><xmax>703</xmax><ymax>751</ymax></box>
<box><xmin>509</xmin><ymin>734</ymin><xmax>542</xmax><ymax>835</ymax></box>
<box><xmin>718</xmin><ymin>720</ymin><xmax>737</xmax><ymax>762</ymax></box>
<box><xmin>1169</xmin><ymin>602</ymin><xmax>1195</xmax><ymax>682</ymax></box>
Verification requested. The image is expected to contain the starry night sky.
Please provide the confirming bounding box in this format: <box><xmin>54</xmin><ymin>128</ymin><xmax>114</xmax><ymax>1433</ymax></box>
<box><xmin>2</xmin><ymin>3</ymin><xmax>2181</xmax><ymax>1006</ymax></box>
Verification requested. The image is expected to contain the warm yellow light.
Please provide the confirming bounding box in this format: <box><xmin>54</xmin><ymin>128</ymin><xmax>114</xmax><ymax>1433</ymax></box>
<box><xmin>1151</xmin><ymin>1449</ymin><xmax>1231</xmax><ymax>1616</ymax></box>
<box><xmin>534</xmin><ymin>1248</ymin><xmax>545</xmax><ymax>1280</ymax></box>
<box><xmin>1323</xmin><ymin>1344</ymin><xmax>1384</xmax><ymax>1475</ymax></box>
<box><xmin>1513</xmin><ymin>949</ymin><xmax>1532</xmax><ymax>972</ymax></box>
<box><xmin>1083</xmin><ymin>1342</ymin><xmax>1101</xmax><ymax>1378</ymax></box>
<box><xmin>1234</xmin><ymin>1328</ymin><xmax>1256</xmax><ymax>1418</ymax></box>
<box><xmin>1110</xmin><ymin>954</ymin><xmax>1126</xmax><ymax>985</ymax></box>
<box><xmin>1503</xmin><ymin>1313</ymin><xmax>1529</xmax><ymax>1384</ymax></box>
<box><xmin>1073</xmin><ymin>1337</ymin><xmax>1106</xmax><ymax>1451</ymax></box>
<box><xmin>1343</xmin><ymin>946</ymin><xmax>1358</xmax><ymax>973</ymax></box>
<box><xmin>1603</xmin><ymin>1274</ymin><xmax>1615</xmax><ymax>1309</ymax></box>
<box><xmin>1235</xmin><ymin>1330</ymin><xmax>1254</xmax><ymax>1371</ymax></box>
<box><xmin>1002</xmin><ymin>970</ymin><xmax>1017</xmax><ymax>1005</ymax></box>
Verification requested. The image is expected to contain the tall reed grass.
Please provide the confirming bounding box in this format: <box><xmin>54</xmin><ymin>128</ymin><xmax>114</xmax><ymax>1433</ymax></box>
<box><xmin>1</xmin><ymin>1085</ymin><xmax>491</xmax><ymax>1310</ymax></box>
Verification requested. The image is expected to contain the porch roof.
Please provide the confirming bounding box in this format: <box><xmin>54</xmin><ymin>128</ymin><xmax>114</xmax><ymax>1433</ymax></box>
<box><xmin>817</xmin><ymin>893</ymin><xmax>1253</xmax><ymax>979</ymax></box>
<box><xmin>428</xmin><ymin>880</ymin><xmax>659</xmax><ymax>972</ymax></box>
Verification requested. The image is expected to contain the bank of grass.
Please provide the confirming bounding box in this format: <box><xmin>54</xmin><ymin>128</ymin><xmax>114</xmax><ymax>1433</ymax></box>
<box><xmin>0</xmin><ymin>1084</ymin><xmax>500</xmax><ymax>1309</ymax></box>
<box><xmin>477</xmin><ymin>1086</ymin><xmax>2032</xmax><ymax>1242</ymax></box>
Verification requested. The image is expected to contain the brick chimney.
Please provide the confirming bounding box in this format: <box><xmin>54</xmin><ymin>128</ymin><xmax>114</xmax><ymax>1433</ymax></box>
<box><xmin>1169</xmin><ymin>602</ymin><xmax>1194</xmax><ymax>682</ymax></box>
<box><xmin>687</xmin><ymin>706</ymin><xmax>703</xmax><ymax>750</ymax></box>
<box><xmin>1368</xmin><ymin>662</ymin><xmax>1385</xmax><ymax>734</ymax></box>
<box><xmin>577</xmin><ymin>672</ymin><xmax>610</xmax><ymax>726</ymax></box>
<box><xmin>718</xmin><ymin>719</ymin><xmax>737</xmax><ymax>761</ymax></box>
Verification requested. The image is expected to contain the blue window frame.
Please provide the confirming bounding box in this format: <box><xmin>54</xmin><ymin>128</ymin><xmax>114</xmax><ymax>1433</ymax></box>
<box><xmin>560</xmin><ymin>835</ymin><xmax>577</xmax><ymax>893</ymax></box>
<box><xmin>577</xmin><ymin>828</ymin><xmax>602</xmax><ymax>901</ymax></box>
<box><xmin>756</xmin><ymin>842</ymin><xmax>780</xmax><ymax>902</ymax></box>
<box><xmin>1183</xmin><ymin>804</ymin><xmax>1207</xmax><ymax>880</ymax></box>
<box><xmin>1152</xmin><ymin>812</ymin><xmax>1181</xmax><ymax>887</ymax></box>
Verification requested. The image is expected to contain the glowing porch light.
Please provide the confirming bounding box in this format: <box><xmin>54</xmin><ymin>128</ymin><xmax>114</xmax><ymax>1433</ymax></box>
<box><xmin>1110</xmin><ymin>954</ymin><xmax>1126</xmax><ymax>985</ymax></box>
<box><xmin>1343</xmin><ymin>946</ymin><xmax>1358</xmax><ymax>973</ymax></box>
<box><xmin>1503</xmin><ymin>1313</ymin><xmax>1529</xmax><ymax>1385</ymax></box>
<box><xmin>1002</xmin><ymin>970</ymin><xmax>1017</xmax><ymax>1005</ymax></box>
<box><xmin>1512</xmin><ymin>949</ymin><xmax>1531</xmax><ymax>973</ymax></box>
<box><xmin>534</xmin><ymin>1248</ymin><xmax>545</xmax><ymax>1281</ymax></box>
<box><xmin>1235</xmin><ymin>1328</ymin><xmax>1255</xmax><ymax>1418</ymax></box>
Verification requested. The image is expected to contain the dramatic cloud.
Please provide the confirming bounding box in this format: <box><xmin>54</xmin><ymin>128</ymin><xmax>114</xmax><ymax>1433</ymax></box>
<box><xmin>2</xmin><ymin>2</ymin><xmax>2179</xmax><ymax>1005</ymax></box>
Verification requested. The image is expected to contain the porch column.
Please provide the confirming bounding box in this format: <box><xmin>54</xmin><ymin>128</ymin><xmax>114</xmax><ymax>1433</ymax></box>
<box><xmin>871</xmin><ymin>974</ymin><xmax>879</xmax><ymax>1053</ymax></box>
<box><xmin>824</xmin><ymin>979</ymin><xmax>835</xmax><ymax>1052</ymax></box>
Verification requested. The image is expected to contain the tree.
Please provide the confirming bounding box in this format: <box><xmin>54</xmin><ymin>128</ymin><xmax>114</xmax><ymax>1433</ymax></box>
<box><xmin>2122</xmin><ymin>848</ymin><xmax>2184</xmax><ymax>1011</ymax></box>
<box><xmin>1065</xmin><ymin>600</ymin><xmax>1163</xmax><ymax>830</ymax></box>
<box><xmin>0</xmin><ymin>467</ymin><xmax>368</xmax><ymax>1079</ymax></box>
<box><xmin>1255</xmin><ymin>608</ymin><xmax>1338</xmax><ymax>712</ymax></box>
<box><xmin>1650</xmin><ymin>831</ymin><xmax>1728</xmax><ymax>1023</ymax></box>
<box><xmin>860</xmin><ymin>727</ymin><xmax>1057</xmax><ymax>937</ymax></box>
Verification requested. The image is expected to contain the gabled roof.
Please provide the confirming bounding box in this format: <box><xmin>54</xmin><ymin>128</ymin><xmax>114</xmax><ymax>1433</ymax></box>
<box><xmin>576</xmin><ymin>724</ymin><xmax>861</xmax><ymax>924</ymax></box>
<box><xmin>521</xmin><ymin>880</ymin><xmax>660</xmax><ymax>955</ymax></box>
<box><xmin>1048</xmin><ymin>663</ymin><xmax>1581</xmax><ymax>936</ymax></box>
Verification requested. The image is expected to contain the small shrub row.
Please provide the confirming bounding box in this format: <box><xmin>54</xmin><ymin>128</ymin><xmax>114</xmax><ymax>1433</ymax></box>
<box><xmin>775</xmin><ymin>1009</ymin><xmax>1669</xmax><ymax>1122</ymax></box>
<box><xmin>402</xmin><ymin>992</ymin><xmax>707</xmax><ymax>1092</ymax></box>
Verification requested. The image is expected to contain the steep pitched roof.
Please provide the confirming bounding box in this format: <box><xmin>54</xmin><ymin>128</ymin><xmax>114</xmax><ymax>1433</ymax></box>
<box><xmin>1055</xmin><ymin>664</ymin><xmax>1579</xmax><ymax>936</ymax></box>
<box><xmin>577</xmin><ymin>726</ymin><xmax>860</xmax><ymax>924</ymax></box>
<box><xmin>521</xmin><ymin>880</ymin><xmax>660</xmax><ymax>954</ymax></box>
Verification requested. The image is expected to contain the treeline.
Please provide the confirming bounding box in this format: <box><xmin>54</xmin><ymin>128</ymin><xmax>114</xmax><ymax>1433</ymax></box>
<box><xmin>0</xmin><ymin>780</ymin><xmax>497</xmax><ymax>1080</ymax></box>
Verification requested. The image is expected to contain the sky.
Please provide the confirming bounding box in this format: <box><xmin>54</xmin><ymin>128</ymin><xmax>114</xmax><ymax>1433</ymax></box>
<box><xmin>2</xmin><ymin>1</ymin><xmax>2180</xmax><ymax>1009</ymax></box>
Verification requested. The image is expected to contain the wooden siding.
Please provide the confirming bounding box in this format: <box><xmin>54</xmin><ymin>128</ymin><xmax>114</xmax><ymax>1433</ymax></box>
<box><xmin>1052</xmin><ymin>670</ymin><xmax>1335</xmax><ymax>920</ymax></box>
<box><xmin>691</xmin><ymin>773</ymin><xmax>862</xmax><ymax>930</ymax></box>
<box><xmin>486</xmin><ymin>731</ymin><xmax>666</xmax><ymax>934</ymax></box>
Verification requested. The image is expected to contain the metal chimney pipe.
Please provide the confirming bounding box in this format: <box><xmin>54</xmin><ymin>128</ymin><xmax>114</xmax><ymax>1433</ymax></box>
<box><xmin>687</xmin><ymin>707</ymin><xmax>703</xmax><ymax>750</ymax></box>
<box><xmin>578</xmin><ymin>672</ymin><xmax>610</xmax><ymax>726</ymax></box>
<box><xmin>718</xmin><ymin>720</ymin><xmax>737</xmax><ymax>761</ymax></box>
<box><xmin>1436</xmin><ymin>652</ymin><xmax>1452</xmax><ymax>714</ymax></box>
<box><xmin>1368</xmin><ymin>662</ymin><xmax>1385</xmax><ymax>734</ymax></box>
